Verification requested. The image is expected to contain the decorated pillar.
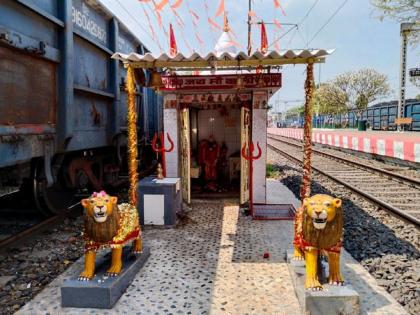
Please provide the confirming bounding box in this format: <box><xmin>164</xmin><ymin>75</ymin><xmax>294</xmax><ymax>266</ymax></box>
<box><xmin>125</xmin><ymin>66</ymin><xmax>142</xmax><ymax>249</ymax></box>
<box><xmin>300</xmin><ymin>62</ymin><xmax>314</xmax><ymax>200</ymax></box>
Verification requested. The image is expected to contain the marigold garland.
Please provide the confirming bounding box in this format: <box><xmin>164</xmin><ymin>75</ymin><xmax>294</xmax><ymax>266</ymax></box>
<box><xmin>300</xmin><ymin>62</ymin><xmax>314</xmax><ymax>200</ymax></box>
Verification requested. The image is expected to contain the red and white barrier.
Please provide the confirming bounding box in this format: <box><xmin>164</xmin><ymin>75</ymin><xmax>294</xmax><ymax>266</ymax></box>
<box><xmin>268</xmin><ymin>128</ymin><xmax>420</xmax><ymax>163</ymax></box>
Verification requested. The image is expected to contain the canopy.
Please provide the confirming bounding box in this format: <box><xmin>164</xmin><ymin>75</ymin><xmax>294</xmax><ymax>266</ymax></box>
<box><xmin>111</xmin><ymin>49</ymin><xmax>334</xmax><ymax>69</ymax></box>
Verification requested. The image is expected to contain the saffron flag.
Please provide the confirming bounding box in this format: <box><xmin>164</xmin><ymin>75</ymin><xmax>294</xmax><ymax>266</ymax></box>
<box><xmin>274</xmin><ymin>18</ymin><xmax>282</xmax><ymax>30</ymax></box>
<box><xmin>215</xmin><ymin>0</ymin><xmax>225</xmax><ymax>17</ymax></box>
<box><xmin>260</xmin><ymin>21</ymin><xmax>268</xmax><ymax>54</ymax></box>
<box><xmin>171</xmin><ymin>0</ymin><xmax>183</xmax><ymax>9</ymax></box>
<box><xmin>208</xmin><ymin>18</ymin><xmax>222</xmax><ymax>31</ymax></box>
<box><xmin>169</xmin><ymin>23</ymin><xmax>178</xmax><ymax>56</ymax></box>
<box><xmin>155</xmin><ymin>0</ymin><xmax>169</xmax><ymax>11</ymax></box>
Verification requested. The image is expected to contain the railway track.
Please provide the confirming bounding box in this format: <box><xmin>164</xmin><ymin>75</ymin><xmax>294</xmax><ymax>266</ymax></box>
<box><xmin>267</xmin><ymin>136</ymin><xmax>420</xmax><ymax>227</ymax></box>
<box><xmin>0</xmin><ymin>201</ymin><xmax>80</xmax><ymax>253</ymax></box>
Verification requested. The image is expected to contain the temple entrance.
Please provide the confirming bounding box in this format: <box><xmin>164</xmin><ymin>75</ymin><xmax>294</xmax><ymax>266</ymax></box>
<box><xmin>182</xmin><ymin>100</ymin><xmax>249</xmax><ymax>200</ymax></box>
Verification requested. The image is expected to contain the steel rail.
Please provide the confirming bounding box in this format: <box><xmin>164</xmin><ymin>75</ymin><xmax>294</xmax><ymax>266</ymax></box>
<box><xmin>268</xmin><ymin>135</ymin><xmax>420</xmax><ymax>188</ymax></box>
<box><xmin>267</xmin><ymin>142</ymin><xmax>420</xmax><ymax>228</ymax></box>
<box><xmin>0</xmin><ymin>203</ymin><xmax>79</xmax><ymax>253</ymax></box>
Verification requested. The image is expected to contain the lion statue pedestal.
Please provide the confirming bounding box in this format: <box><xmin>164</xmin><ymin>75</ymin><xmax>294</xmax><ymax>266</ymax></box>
<box><xmin>61</xmin><ymin>191</ymin><xmax>150</xmax><ymax>309</ymax></box>
<box><xmin>287</xmin><ymin>195</ymin><xmax>360</xmax><ymax>315</ymax></box>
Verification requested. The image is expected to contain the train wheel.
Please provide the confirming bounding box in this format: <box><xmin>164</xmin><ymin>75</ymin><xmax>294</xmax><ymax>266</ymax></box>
<box><xmin>32</xmin><ymin>159</ymin><xmax>79</xmax><ymax>215</ymax></box>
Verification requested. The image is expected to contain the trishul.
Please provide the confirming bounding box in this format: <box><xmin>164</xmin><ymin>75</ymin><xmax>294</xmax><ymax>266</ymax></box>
<box><xmin>241</xmin><ymin>141</ymin><xmax>262</xmax><ymax>217</ymax></box>
<box><xmin>152</xmin><ymin>132</ymin><xmax>174</xmax><ymax>177</ymax></box>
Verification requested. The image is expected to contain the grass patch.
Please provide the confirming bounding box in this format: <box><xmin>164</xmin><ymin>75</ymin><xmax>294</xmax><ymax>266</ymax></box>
<box><xmin>266</xmin><ymin>164</ymin><xmax>281</xmax><ymax>178</ymax></box>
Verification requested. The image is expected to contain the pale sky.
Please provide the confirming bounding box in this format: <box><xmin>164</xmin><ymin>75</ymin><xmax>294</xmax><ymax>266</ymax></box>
<box><xmin>100</xmin><ymin>0</ymin><xmax>419</xmax><ymax>111</ymax></box>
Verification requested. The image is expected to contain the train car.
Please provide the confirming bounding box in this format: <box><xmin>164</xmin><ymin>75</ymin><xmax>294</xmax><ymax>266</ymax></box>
<box><xmin>312</xmin><ymin>99</ymin><xmax>420</xmax><ymax>131</ymax></box>
<box><xmin>0</xmin><ymin>0</ymin><xmax>162</xmax><ymax>215</ymax></box>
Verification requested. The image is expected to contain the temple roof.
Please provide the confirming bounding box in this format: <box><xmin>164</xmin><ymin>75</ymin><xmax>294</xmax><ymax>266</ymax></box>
<box><xmin>111</xmin><ymin>49</ymin><xmax>335</xmax><ymax>70</ymax></box>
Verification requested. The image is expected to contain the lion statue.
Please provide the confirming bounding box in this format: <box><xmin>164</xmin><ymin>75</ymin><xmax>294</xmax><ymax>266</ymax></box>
<box><xmin>78</xmin><ymin>191</ymin><xmax>142</xmax><ymax>281</ymax></box>
<box><xmin>293</xmin><ymin>194</ymin><xmax>344</xmax><ymax>290</ymax></box>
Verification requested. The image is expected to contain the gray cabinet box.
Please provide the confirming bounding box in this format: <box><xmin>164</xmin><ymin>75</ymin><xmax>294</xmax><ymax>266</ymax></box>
<box><xmin>137</xmin><ymin>177</ymin><xmax>181</xmax><ymax>226</ymax></box>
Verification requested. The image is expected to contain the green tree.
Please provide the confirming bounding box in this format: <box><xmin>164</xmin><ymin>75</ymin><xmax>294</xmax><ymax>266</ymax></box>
<box><xmin>371</xmin><ymin>0</ymin><xmax>420</xmax><ymax>45</ymax></box>
<box><xmin>312</xmin><ymin>83</ymin><xmax>348</xmax><ymax>115</ymax></box>
<box><xmin>332</xmin><ymin>68</ymin><xmax>391</xmax><ymax>117</ymax></box>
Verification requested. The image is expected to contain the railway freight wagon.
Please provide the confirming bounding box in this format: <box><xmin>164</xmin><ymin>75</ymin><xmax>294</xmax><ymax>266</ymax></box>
<box><xmin>312</xmin><ymin>99</ymin><xmax>420</xmax><ymax>131</ymax></box>
<box><xmin>0</xmin><ymin>0</ymin><xmax>163</xmax><ymax>215</ymax></box>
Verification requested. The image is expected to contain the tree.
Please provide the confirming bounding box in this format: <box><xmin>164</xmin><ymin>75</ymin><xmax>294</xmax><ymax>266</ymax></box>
<box><xmin>332</xmin><ymin>69</ymin><xmax>391</xmax><ymax>117</ymax></box>
<box><xmin>312</xmin><ymin>83</ymin><xmax>348</xmax><ymax>115</ymax></box>
<box><xmin>371</xmin><ymin>0</ymin><xmax>420</xmax><ymax>45</ymax></box>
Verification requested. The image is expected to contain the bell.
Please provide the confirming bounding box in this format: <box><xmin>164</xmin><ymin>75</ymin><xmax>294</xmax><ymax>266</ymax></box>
<box><xmin>236</xmin><ymin>75</ymin><xmax>245</xmax><ymax>90</ymax></box>
<box><xmin>149</xmin><ymin>71</ymin><xmax>165</xmax><ymax>90</ymax></box>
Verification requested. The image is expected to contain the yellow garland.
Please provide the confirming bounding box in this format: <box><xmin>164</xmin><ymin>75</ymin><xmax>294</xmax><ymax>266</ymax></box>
<box><xmin>126</xmin><ymin>66</ymin><xmax>142</xmax><ymax>250</ymax></box>
<box><xmin>300</xmin><ymin>62</ymin><xmax>314</xmax><ymax>200</ymax></box>
<box><xmin>126</xmin><ymin>66</ymin><xmax>139</xmax><ymax>207</ymax></box>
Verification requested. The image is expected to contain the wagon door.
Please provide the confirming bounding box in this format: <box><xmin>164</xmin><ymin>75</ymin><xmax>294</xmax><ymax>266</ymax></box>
<box><xmin>240</xmin><ymin>107</ymin><xmax>251</xmax><ymax>204</ymax></box>
<box><xmin>179</xmin><ymin>107</ymin><xmax>191</xmax><ymax>203</ymax></box>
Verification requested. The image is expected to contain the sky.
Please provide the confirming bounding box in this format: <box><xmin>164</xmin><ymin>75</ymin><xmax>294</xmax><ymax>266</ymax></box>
<box><xmin>100</xmin><ymin>0</ymin><xmax>419</xmax><ymax>112</ymax></box>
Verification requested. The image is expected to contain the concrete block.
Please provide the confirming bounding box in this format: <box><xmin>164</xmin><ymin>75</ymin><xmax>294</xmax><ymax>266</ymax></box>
<box><xmin>286</xmin><ymin>249</ymin><xmax>360</xmax><ymax>315</ymax></box>
<box><xmin>61</xmin><ymin>246</ymin><xmax>150</xmax><ymax>309</ymax></box>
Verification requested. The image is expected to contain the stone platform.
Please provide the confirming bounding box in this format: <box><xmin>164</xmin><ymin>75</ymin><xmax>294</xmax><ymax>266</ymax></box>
<box><xmin>61</xmin><ymin>246</ymin><xmax>150</xmax><ymax>309</ymax></box>
<box><xmin>287</xmin><ymin>250</ymin><xmax>359</xmax><ymax>315</ymax></box>
<box><xmin>17</xmin><ymin>194</ymin><xmax>408</xmax><ymax>314</ymax></box>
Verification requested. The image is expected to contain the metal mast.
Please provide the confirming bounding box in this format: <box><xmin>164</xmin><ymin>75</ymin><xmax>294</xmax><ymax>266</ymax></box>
<box><xmin>247</xmin><ymin>0</ymin><xmax>252</xmax><ymax>55</ymax></box>
<box><xmin>397</xmin><ymin>23</ymin><xmax>412</xmax><ymax>123</ymax></box>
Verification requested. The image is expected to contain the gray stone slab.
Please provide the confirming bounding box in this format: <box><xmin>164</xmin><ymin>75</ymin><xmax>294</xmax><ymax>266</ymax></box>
<box><xmin>61</xmin><ymin>246</ymin><xmax>150</xmax><ymax>309</ymax></box>
<box><xmin>286</xmin><ymin>249</ymin><xmax>360</xmax><ymax>315</ymax></box>
<box><xmin>138</xmin><ymin>176</ymin><xmax>182</xmax><ymax>226</ymax></box>
<box><xmin>266</xmin><ymin>179</ymin><xmax>301</xmax><ymax>209</ymax></box>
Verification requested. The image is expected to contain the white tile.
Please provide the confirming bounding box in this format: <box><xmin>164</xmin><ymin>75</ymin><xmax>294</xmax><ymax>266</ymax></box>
<box><xmin>144</xmin><ymin>194</ymin><xmax>165</xmax><ymax>225</ymax></box>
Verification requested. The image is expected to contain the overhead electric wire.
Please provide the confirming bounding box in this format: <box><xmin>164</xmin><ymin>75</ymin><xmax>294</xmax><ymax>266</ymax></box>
<box><xmin>269</xmin><ymin>0</ymin><xmax>320</xmax><ymax>50</ymax></box>
<box><xmin>307</xmin><ymin>0</ymin><xmax>349</xmax><ymax>46</ymax></box>
<box><xmin>114</xmin><ymin>0</ymin><xmax>157</xmax><ymax>46</ymax></box>
<box><xmin>298</xmin><ymin>0</ymin><xmax>320</xmax><ymax>26</ymax></box>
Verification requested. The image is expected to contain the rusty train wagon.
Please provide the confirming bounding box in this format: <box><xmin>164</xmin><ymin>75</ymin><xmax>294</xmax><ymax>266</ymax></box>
<box><xmin>0</xmin><ymin>0</ymin><xmax>162</xmax><ymax>215</ymax></box>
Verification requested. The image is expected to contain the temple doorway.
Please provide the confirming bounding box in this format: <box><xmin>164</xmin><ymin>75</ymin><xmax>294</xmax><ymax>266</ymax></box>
<box><xmin>189</xmin><ymin>103</ymin><xmax>242</xmax><ymax>199</ymax></box>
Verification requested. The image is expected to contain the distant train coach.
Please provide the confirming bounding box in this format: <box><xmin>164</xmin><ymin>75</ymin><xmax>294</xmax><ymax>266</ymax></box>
<box><xmin>0</xmin><ymin>0</ymin><xmax>163</xmax><ymax>214</ymax></box>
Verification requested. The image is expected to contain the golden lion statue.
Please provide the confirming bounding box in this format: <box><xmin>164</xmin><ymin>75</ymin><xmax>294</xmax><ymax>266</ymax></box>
<box><xmin>293</xmin><ymin>194</ymin><xmax>344</xmax><ymax>290</ymax></box>
<box><xmin>78</xmin><ymin>191</ymin><xmax>142</xmax><ymax>281</ymax></box>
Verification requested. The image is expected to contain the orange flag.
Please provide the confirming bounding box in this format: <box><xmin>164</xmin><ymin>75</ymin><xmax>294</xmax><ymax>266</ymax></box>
<box><xmin>208</xmin><ymin>18</ymin><xmax>222</xmax><ymax>31</ymax></box>
<box><xmin>169</xmin><ymin>23</ymin><xmax>178</xmax><ymax>56</ymax></box>
<box><xmin>273</xmin><ymin>0</ymin><xmax>280</xmax><ymax>8</ymax></box>
<box><xmin>273</xmin><ymin>18</ymin><xmax>282</xmax><ymax>30</ymax></box>
<box><xmin>155</xmin><ymin>0</ymin><xmax>169</xmax><ymax>11</ymax></box>
<box><xmin>189</xmin><ymin>9</ymin><xmax>200</xmax><ymax>21</ymax></box>
<box><xmin>215</xmin><ymin>0</ymin><xmax>225</xmax><ymax>17</ymax></box>
<box><xmin>171</xmin><ymin>0</ymin><xmax>183</xmax><ymax>9</ymax></box>
<box><xmin>260</xmin><ymin>21</ymin><xmax>268</xmax><ymax>54</ymax></box>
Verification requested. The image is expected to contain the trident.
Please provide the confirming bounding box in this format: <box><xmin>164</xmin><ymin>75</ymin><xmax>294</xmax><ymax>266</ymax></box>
<box><xmin>241</xmin><ymin>141</ymin><xmax>262</xmax><ymax>217</ymax></box>
<box><xmin>152</xmin><ymin>132</ymin><xmax>174</xmax><ymax>177</ymax></box>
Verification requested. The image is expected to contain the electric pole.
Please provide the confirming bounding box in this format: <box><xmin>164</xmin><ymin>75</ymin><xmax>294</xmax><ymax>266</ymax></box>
<box><xmin>397</xmin><ymin>22</ymin><xmax>419</xmax><ymax>125</ymax></box>
<box><xmin>247</xmin><ymin>0</ymin><xmax>252</xmax><ymax>55</ymax></box>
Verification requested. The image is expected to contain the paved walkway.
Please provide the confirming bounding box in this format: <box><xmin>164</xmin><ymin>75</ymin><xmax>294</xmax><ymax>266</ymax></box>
<box><xmin>17</xmin><ymin>200</ymin><xmax>301</xmax><ymax>315</ymax></box>
<box><xmin>268</xmin><ymin>127</ymin><xmax>420</xmax><ymax>163</ymax></box>
<box><xmin>17</xmin><ymin>182</ymin><xmax>408</xmax><ymax>314</ymax></box>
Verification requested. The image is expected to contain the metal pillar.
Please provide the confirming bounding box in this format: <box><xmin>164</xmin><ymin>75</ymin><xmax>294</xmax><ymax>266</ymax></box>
<box><xmin>247</xmin><ymin>0</ymin><xmax>252</xmax><ymax>55</ymax></box>
<box><xmin>397</xmin><ymin>23</ymin><xmax>416</xmax><ymax>127</ymax></box>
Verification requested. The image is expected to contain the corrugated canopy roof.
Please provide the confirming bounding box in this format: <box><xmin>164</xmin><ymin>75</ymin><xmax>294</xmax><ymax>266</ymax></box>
<box><xmin>111</xmin><ymin>49</ymin><xmax>334</xmax><ymax>69</ymax></box>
